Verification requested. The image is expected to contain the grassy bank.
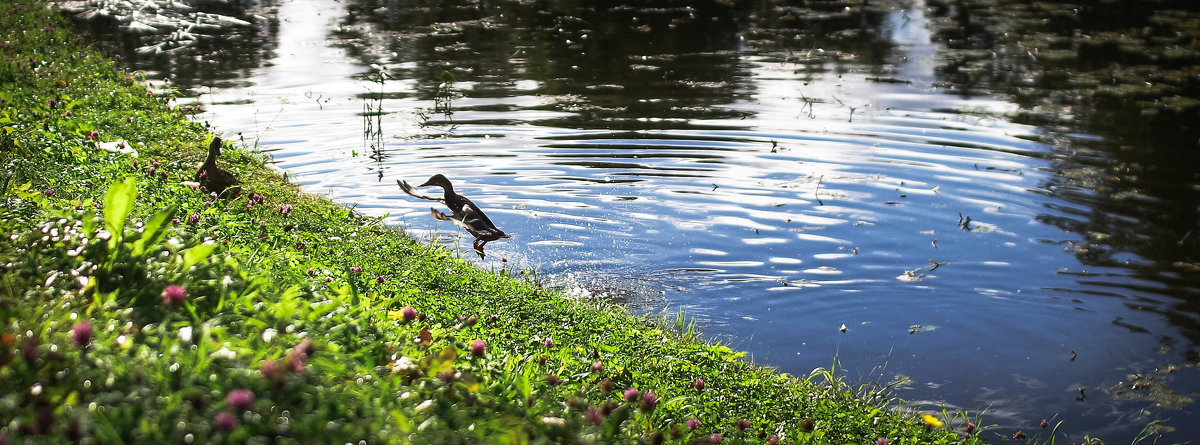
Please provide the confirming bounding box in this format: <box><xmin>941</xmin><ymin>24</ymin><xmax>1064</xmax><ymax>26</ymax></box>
<box><xmin>1</xmin><ymin>1</ymin><xmax>987</xmax><ymax>443</ymax></box>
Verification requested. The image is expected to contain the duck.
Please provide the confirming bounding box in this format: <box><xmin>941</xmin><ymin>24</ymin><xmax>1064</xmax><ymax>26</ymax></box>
<box><xmin>398</xmin><ymin>174</ymin><xmax>510</xmax><ymax>258</ymax></box>
<box><xmin>194</xmin><ymin>136</ymin><xmax>238</xmax><ymax>195</ymax></box>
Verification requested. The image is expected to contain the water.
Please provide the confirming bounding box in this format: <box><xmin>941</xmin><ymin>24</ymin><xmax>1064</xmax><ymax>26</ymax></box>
<box><xmin>71</xmin><ymin>0</ymin><xmax>1200</xmax><ymax>441</ymax></box>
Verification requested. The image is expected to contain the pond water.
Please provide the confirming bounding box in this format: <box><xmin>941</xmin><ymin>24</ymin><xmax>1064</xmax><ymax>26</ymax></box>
<box><xmin>71</xmin><ymin>0</ymin><xmax>1200</xmax><ymax>441</ymax></box>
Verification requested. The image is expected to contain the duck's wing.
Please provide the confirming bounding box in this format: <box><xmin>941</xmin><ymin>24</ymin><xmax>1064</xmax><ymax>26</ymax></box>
<box><xmin>458</xmin><ymin>196</ymin><xmax>503</xmax><ymax>231</ymax></box>
<box><xmin>457</xmin><ymin>205</ymin><xmax>510</xmax><ymax>241</ymax></box>
<box><xmin>430</xmin><ymin>208</ymin><xmax>456</xmax><ymax>221</ymax></box>
<box><xmin>398</xmin><ymin>180</ymin><xmax>444</xmax><ymax>202</ymax></box>
<box><xmin>430</xmin><ymin>207</ymin><xmax>506</xmax><ymax>239</ymax></box>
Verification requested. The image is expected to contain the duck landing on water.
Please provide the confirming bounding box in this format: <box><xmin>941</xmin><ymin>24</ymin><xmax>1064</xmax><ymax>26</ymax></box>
<box><xmin>195</xmin><ymin>136</ymin><xmax>238</xmax><ymax>195</ymax></box>
<box><xmin>398</xmin><ymin>174</ymin><xmax>511</xmax><ymax>259</ymax></box>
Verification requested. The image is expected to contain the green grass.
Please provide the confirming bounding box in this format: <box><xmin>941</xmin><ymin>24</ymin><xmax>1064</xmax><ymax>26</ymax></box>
<box><xmin>0</xmin><ymin>1</ymin><xmax>1000</xmax><ymax>443</ymax></box>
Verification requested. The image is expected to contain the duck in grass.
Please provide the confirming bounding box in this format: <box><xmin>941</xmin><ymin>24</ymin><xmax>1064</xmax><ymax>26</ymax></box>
<box><xmin>398</xmin><ymin>174</ymin><xmax>511</xmax><ymax>259</ymax></box>
<box><xmin>195</xmin><ymin>136</ymin><xmax>238</xmax><ymax>195</ymax></box>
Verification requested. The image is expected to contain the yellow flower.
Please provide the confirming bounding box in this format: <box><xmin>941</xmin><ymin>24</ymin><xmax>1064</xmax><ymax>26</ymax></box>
<box><xmin>920</xmin><ymin>413</ymin><xmax>943</xmax><ymax>428</ymax></box>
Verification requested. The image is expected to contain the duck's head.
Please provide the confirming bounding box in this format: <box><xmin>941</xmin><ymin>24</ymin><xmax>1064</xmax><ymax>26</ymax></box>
<box><xmin>419</xmin><ymin>174</ymin><xmax>453</xmax><ymax>189</ymax></box>
<box><xmin>208</xmin><ymin>136</ymin><xmax>223</xmax><ymax>156</ymax></box>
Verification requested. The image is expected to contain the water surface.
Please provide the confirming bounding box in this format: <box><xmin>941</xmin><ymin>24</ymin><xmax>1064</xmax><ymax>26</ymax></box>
<box><xmin>72</xmin><ymin>0</ymin><xmax>1200</xmax><ymax>441</ymax></box>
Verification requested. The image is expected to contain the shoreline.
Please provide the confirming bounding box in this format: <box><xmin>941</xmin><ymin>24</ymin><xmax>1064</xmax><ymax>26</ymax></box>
<box><xmin>3</xmin><ymin>0</ymin><xmax>999</xmax><ymax>442</ymax></box>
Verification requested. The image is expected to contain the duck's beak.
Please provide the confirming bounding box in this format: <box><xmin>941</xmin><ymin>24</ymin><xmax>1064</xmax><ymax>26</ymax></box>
<box><xmin>419</xmin><ymin>175</ymin><xmax>443</xmax><ymax>187</ymax></box>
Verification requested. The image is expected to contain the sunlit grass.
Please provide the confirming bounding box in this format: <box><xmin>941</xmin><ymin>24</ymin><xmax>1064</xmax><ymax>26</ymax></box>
<box><xmin>0</xmin><ymin>0</ymin><xmax>1003</xmax><ymax>443</ymax></box>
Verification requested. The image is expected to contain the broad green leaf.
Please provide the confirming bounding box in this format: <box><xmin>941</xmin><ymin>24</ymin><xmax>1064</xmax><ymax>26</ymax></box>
<box><xmin>391</xmin><ymin>410</ymin><xmax>412</xmax><ymax>434</ymax></box>
<box><xmin>600</xmin><ymin>404</ymin><xmax>631</xmax><ymax>439</ymax></box>
<box><xmin>182</xmin><ymin>241</ymin><xmax>216</xmax><ymax>270</ymax></box>
<box><xmin>103</xmin><ymin>177</ymin><xmax>136</xmax><ymax>238</ymax></box>
<box><xmin>131</xmin><ymin>206</ymin><xmax>177</xmax><ymax>256</ymax></box>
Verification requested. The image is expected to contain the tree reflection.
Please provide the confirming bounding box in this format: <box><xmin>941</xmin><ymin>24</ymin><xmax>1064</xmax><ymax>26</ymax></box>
<box><xmin>335</xmin><ymin>0</ymin><xmax>901</xmax><ymax>130</ymax></box>
<box><xmin>62</xmin><ymin>0</ymin><xmax>280</xmax><ymax>91</ymax></box>
<box><xmin>927</xmin><ymin>0</ymin><xmax>1200</xmax><ymax>346</ymax></box>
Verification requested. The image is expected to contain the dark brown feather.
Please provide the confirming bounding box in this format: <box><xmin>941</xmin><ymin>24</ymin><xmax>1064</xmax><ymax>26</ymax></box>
<box><xmin>401</xmin><ymin>174</ymin><xmax>510</xmax><ymax>258</ymax></box>
<box><xmin>195</xmin><ymin>136</ymin><xmax>238</xmax><ymax>195</ymax></box>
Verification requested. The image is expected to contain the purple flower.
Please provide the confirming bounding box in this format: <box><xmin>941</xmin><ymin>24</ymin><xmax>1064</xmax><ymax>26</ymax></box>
<box><xmin>1040</xmin><ymin>419</ymin><xmax>1048</xmax><ymax>429</ymax></box>
<box><xmin>225</xmin><ymin>389</ymin><xmax>255</xmax><ymax>411</ymax></box>
<box><xmin>687</xmin><ymin>418</ymin><xmax>700</xmax><ymax>430</ymax></box>
<box><xmin>591</xmin><ymin>361</ymin><xmax>603</xmax><ymax>372</ymax></box>
<box><xmin>542</xmin><ymin>337</ymin><xmax>554</xmax><ymax>348</ymax></box>
<box><xmin>287</xmin><ymin>350</ymin><xmax>305</xmax><ymax>372</ymax></box>
<box><xmin>736</xmin><ymin>419</ymin><xmax>750</xmax><ymax>430</ymax></box>
<box><xmin>638</xmin><ymin>391</ymin><xmax>658</xmax><ymax>412</ymax></box>
<box><xmin>586</xmin><ymin>408</ymin><xmax>604</xmax><ymax>425</ymax></box>
<box><xmin>35</xmin><ymin>408</ymin><xmax>52</xmax><ymax>435</ymax></box>
<box><xmin>470</xmin><ymin>339</ymin><xmax>486</xmax><ymax>357</ymax></box>
<box><xmin>349</xmin><ymin>266</ymin><xmax>363</xmax><ymax>275</ymax></box>
<box><xmin>214</xmin><ymin>412</ymin><xmax>237</xmax><ymax>431</ymax></box>
<box><xmin>162</xmin><ymin>284</ymin><xmax>186</xmax><ymax>306</ymax></box>
<box><xmin>709</xmin><ymin>433</ymin><xmax>723</xmax><ymax>443</ymax></box>
<box><xmin>875</xmin><ymin>438</ymin><xmax>890</xmax><ymax>445</ymax></box>
<box><xmin>42</xmin><ymin>188</ymin><xmax>54</xmax><ymax>197</ymax></box>
<box><xmin>22</xmin><ymin>340</ymin><xmax>37</xmax><ymax>364</ymax></box>
<box><xmin>694</xmin><ymin>378</ymin><xmax>705</xmax><ymax>390</ymax></box>
<box><xmin>401</xmin><ymin>306</ymin><xmax>417</xmax><ymax>321</ymax></box>
<box><xmin>187</xmin><ymin>213</ymin><xmax>200</xmax><ymax>224</ymax></box>
<box><xmin>293</xmin><ymin>339</ymin><xmax>315</xmax><ymax>357</ymax></box>
<box><xmin>278</xmin><ymin>204</ymin><xmax>293</xmax><ymax>216</ymax></box>
<box><xmin>965</xmin><ymin>422</ymin><xmax>976</xmax><ymax>434</ymax></box>
<box><xmin>376</xmin><ymin>276</ymin><xmax>385</xmax><ymax>283</ymax></box>
<box><xmin>546</xmin><ymin>374</ymin><xmax>561</xmax><ymax>386</ymax></box>
<box><xmin>260</xmin><ymin>360</ymin><xmax>280</xmax><ymax>380</ymax></box>
<box><xmin>768</xmin><ymin>435</ymin><xmax>780</xmax><ymax>444</ymax></box>
<box><xmin>71</xmin><ymin>322</ymin><xmax>92</xmax><ymax>347</ymax></box>
<box><xmin>623</xmin><ymin>387</ymin><xmax>639</xmax><ymax>402</ymax></box>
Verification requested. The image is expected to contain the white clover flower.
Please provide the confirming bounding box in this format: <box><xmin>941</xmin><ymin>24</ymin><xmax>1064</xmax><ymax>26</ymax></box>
<box><xmin>390</xmin><ymin>356</ymin><xmax>416</xmax><ymax>373</ymax></box>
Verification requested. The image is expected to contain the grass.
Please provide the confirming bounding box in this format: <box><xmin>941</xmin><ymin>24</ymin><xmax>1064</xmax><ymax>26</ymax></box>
<box><xmin>0</xmin><ymin>0</ymin><xmax>1005</xmax><ymax>443</ymax></box>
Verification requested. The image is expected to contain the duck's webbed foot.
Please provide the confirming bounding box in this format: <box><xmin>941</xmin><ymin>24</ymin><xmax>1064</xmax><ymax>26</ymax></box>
<box><xmin>472</xmin><ymin>239</ymin><xmax>488</xmax><ymax>259</ymax></box>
